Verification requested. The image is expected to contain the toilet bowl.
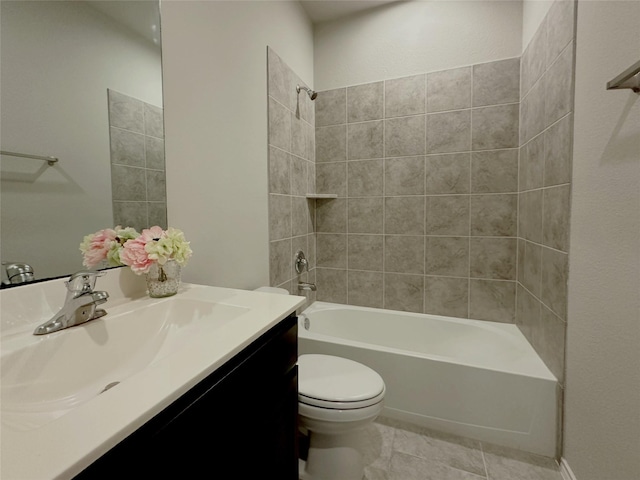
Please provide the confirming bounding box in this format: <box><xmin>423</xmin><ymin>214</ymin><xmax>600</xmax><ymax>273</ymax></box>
<box><xmin>251</xmin><ymin>288</ymin><xmax>386</xmax><ymax>480</ymax></box>
<box><xmin>298</xmin><ymin>354</ymin><xmax>386</xmax><ymax>480</ymax></box>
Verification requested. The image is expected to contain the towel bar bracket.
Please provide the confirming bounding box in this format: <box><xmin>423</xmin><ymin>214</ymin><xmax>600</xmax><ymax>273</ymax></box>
<box><xmin>606</xmin><ymin>60</ymin><xmax>640</xmax><ymax>94</ymax></box>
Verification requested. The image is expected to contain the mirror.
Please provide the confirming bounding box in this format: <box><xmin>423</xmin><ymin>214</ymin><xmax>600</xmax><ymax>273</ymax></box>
<box><xmin>0</xmin><ymin>0</ymin><xmax>165</xmax><ymax>286</ymax></box>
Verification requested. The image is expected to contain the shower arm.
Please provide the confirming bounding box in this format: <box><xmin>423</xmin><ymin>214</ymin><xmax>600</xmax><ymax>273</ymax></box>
<box><xmin>296</xmin><ymin>84</ymin><xmax>317</xmax><ymax>100</ymax></box>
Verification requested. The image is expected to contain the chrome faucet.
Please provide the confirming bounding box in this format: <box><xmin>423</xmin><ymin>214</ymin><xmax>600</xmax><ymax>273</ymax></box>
<box><xmin>298</xmin><ymin>282</ymin><xmax>317</xmax><ymax>292</ymax></box>
<box><xmin>2</xmin><ymin>261</ymin><xmax>35</xmax><ymax>286</ymax></box>
<box><xmin>33</xmin><ymin>271</ymin><xmax>109</xmax><ymax>335</ymax></box>
<box><xmin>294</xmin><ymin>251</ymin><xmax>316</xmax><ymax>292</ymax></box>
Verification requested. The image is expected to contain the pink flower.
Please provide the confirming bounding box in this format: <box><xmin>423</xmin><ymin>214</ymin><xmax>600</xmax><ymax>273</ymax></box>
<box><xmin>120</xmin><ymin>237</ymin><xmax>153</xmax><ymax>274</ymax></box>
<box><xmin>80</xmin><ymin>229</ymin><xmax>117</xmax><ymax>268</ymax></box>
<box><xmin>120</xmin><ymin>226</ymin><xmax>166</xmax><ymax>274</ymax></box>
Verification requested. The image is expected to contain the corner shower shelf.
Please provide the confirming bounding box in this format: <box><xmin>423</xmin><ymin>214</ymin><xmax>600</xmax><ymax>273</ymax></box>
<box><xmin>305</xmin><ymin>193</ymin><xmax>337</xmax><ymax>199</ymax></box>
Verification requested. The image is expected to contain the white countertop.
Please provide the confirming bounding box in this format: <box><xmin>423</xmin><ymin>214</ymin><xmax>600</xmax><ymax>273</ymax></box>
<box><xmin>1</xmin><ymin>269</ymin><xmax>305</xmax><ymax>479</ymax></box>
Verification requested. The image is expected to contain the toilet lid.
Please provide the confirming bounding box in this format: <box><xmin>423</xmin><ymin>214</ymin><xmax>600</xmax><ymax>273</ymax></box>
<box><xmin>298</xmin><ymin>354</ymin><xmax>385</xmax><ymax>407</ymax></box>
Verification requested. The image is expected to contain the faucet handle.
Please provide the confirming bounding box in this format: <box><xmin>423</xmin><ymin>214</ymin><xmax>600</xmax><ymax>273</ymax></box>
<box><xmin>294</xmin><ymin>250</ymin><xmax>309</xmax><ymax>274</ymax></box>
<box><xmin>66</xmin><ymin>270</ymin><xmax>105</xmax><ymax>293</ymax></box>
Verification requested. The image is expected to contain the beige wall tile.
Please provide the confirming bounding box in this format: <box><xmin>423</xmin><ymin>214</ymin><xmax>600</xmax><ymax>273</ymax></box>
<box><xmin>349</xmin><ymin>197</ymin><xmax>384</xmax><ymax>233</ymax></box>
<box><xmin>470</xmin><ymin>237</ymin><xmax>517</xmax><ymax>280</ymax></box>
<box><xmin>348</xmin><ymin>120</ymin><xmax>384</xmax><ymax>160</ymax></box>
<box><xmin>542</xmin><ymin>185</ymin><xmax>571</xmax><ymax>251</ymax></box>
<box><xmin>316</xmin><ymin>198</ymin><xmax>347</xmax><ymax>233</ymax></box>
<box><xmin>316</xmin><ymin>125</ymin><xmax>346</xmax><ymax>162</ymax></box>
<box><xmin>385</xmin><ymin>74</ymin><xmax>426</xmax><ymax>117</ymax></box>
<box><xmin>425</xmin><ymin>236</ymin><xmax>470</xmax><ymax>277</ymax></box>
<box><xmin>427</xmin><ymin>67</ymin><xmax>472</xmax><ymax>113</ymax></box>
<box><xmin>348</xmin><ymin>234</ymin><xmax>384</xmax><ymax>271</ymax></box>
<box><xmin>473</xmin><ymin>58</ymin><xmax>520</xmax><ymax>107</ymax></box>
<box><xmin>385</xmin><ymin>196</ymin><xmax>426</xmax><ymax>235</ymax></box>
<box><xmin>469</xmin><ymin>279</ymin><xmax>516</xmax><ymax>322</ymax></box>
<box><xmin>424</xmin><ymin>276</ymin><xmax>469</xmax><ymax>318</ymax></box>
<box><xmin>348</xmin><ymin>271</ymin><xmax>384</xmax><ymax>308</ymax></box>
<box><xmin>348</xmin><ymin>159</ymin><xmax>384</xmax><ymax>196</ymax></box>
<box><xmin>425</xmin><ymin>153</ymin><xmax>470</xmax><ymax>194</ymax></box>
<box><xmin>385</xmin><ymin>156</ymin><xmax>425</xmax><ymax>196</ymax></box>
<box><xmin>385</xmin><ymin>115</ymin><xmax>426</xmax><ymax>157</ymax></box>
<box><xmin>316</xmin><ymin>162</ymin><xmax>347</xmax><ymax>197</ymax></box>
<box><xmin>384</xmin><ymin>273</ymin><xmax>424</xmax><ymax>313</ymax></box>
<box><xmin>316</xmin><ymin>88</ymin><xmax>346</xmax><ymax>126</ymax></box>
<box><xmin>385</xmin><ymin>235</ymin><xmax>425</xmax><ymax>274</ymax></box>
<box><xmin>347</xmin><ymin>81</ymin><xmax>384</xmax><ymax>122</ymax></box>
<box><xmin>426</xmin><ymin>196</ymin><xmax>470</xmax><ymax>235</ymax></box>
<box><xmin>472</xmin><ymin>104</ymin><xmax>519</xmax><ymax>150</ymax></box>
<box><xmin>470</xmin><ymin>194</ymin><xmax>517</xmax><ymax>236</ymax></box>
<box><xmin>471</xmin><ymin>149</ymin><xmax>518</xmax><ymax>193</ymax></box>
<box><xmin>316</xmin><ymin>233</ymin><xmax>347</xmax><ymax>268</ymax></box>
<box><xmin>427</xmin><ymin>110</ymin><xmax>472</xmax><ymax>154</ymax></box>
<box><xmin>316</xmin><ymin>268</ymin><xmax>347</xmax><ymax>303</ymax></box>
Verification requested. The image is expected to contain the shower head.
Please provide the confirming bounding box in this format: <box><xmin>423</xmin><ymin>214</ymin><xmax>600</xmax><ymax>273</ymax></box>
<box><xmin>296</xmin><ymin>84</ymin><xmax>317</xmax><ymax>100</ymax></box>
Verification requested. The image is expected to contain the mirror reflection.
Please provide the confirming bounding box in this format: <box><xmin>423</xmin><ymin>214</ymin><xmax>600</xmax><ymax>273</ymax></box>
<box><xmin>0</xmin><ymin>0</ymin><xmax>165</xmax><ymax>286</ymax></box>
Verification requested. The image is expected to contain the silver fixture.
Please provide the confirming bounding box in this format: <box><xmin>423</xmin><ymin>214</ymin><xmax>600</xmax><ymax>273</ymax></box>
<box><xmin>298</xmin><ymin>282</ymin><xmax>317</xmax><ymax>292</ymax></box>
<box><xmin>606</xmin><ymin>59</ymin><xmax>640</xmax><ymax>93</ymax></box>
<box><xmin>296</xmin><ymin>84</ymin><xmax>317</xmax><ymax>100</ymax></box>
<box><xmin>299</xmin><ymin>313</ymin><xmax>311</xmax><ymax>330</ymax></box>
<box><xmin>295</xmin><ymin>250</ymin><xmax>309</xmax><ymax>274</ymax></box>
<box><xmin>2</xmin><ymin>262</ymin><xmax>35</xmax><ymax>285</ymax></box>
<box><xmin>294</xmin><ymin>251</ymin><xmax>316</xmax><ymax>291</ymax></box>
<box><xmin>33</xmin><ymin>270</ymin><xmax>109</xmax><ymax>335</ymax></box>
<box><xmin>0</xmin><ymin>150</ymin><xmax>59</xmax><ymax>166</ymax></box>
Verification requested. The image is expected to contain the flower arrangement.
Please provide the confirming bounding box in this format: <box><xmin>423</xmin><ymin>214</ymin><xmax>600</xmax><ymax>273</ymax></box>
<box><xmin>79</xmin><ymin>226</ymin><xmax>138</xmax><ymax>269</ymax></box>
<box><xmin>80</xmin><ymin>225</ymin><xmax>192</xmax><ymax>274</ymax></box>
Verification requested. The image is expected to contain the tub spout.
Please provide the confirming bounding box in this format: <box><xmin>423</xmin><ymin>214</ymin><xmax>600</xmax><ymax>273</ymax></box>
<box><xmin>298</xmin><ymin>282</ymin><xmax>316</xmax><ymax>292</ymax></box>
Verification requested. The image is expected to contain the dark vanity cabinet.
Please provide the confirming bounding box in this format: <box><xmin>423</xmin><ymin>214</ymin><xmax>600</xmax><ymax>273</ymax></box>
<box><xmin>75</xmin><ymin>314</ymin><xmax>298</xmax><ymax>479</ymax></box>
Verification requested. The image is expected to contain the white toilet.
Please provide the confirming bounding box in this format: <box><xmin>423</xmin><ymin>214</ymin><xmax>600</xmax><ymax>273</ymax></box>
<box><xmin>297</xmin><ymin>354</ymin><xmax>386</xmax><ymax>480</ymax></box>
<box><xmin>253</xmin><ymin>287</ymin><xmax>386</xmax><ymax>480</ymax></box>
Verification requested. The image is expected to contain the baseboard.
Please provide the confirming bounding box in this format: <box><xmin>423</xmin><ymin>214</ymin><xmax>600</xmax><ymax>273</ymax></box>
<box><xmin>560</xmin><ymin>458</ymin><xmax>577</xmax><ymax>480</ymax></box>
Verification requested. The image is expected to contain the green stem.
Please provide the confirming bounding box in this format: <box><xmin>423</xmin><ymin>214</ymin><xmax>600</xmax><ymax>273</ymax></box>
<box><xmin>158</xmin><ymin>265</ymin><xmax>167</xmax><ymax>282</ymax></box>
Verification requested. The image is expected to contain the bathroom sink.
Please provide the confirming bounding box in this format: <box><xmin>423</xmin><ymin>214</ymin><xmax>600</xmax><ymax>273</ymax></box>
<box><xmin>1</xmin><ymin>272</ymin><xmax>306</xmax><ymax>480</ymax></box>
<box><xmin>1</xmin><ymin>296</ymin><xmax>249</xmax><ymax>431</ymax></box>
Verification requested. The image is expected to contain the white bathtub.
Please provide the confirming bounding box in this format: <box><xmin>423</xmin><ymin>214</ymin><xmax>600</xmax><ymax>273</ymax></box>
<box><xmin>298</xmin><ymin>302</ymin><xmax>558</xmax><ymax>457</ymax></box>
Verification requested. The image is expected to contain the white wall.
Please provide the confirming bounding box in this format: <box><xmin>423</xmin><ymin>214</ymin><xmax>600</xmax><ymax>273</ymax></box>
<box><xmin>313</xmin><ymin>0</ymin><xmax>522</xmax><ymax>90</ymax></box>
<box><xmin>565</xmin><ymin>1</ymin><xmax>640</xmax><ymax>479</ymax></box>
<box><xmin>161</xmin><ymin>0</ymin><xmax>314</xmax><ymax>289</ymax></box>
<box><xmin>0</xmin><ymin>1</ymin><xmax>162</xmax><ymax>281</ymax></box>
<box><xmin>521</xmin><ymin>0</ymin><xmax>553</xmax><ymax>50</ymax></box>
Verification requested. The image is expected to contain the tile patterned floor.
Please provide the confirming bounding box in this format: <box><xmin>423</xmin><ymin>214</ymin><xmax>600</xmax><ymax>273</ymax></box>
<box><xmin>358</xmin><ymin>417</ymin><xmax>563</xmax><ymax>480</ymax></box>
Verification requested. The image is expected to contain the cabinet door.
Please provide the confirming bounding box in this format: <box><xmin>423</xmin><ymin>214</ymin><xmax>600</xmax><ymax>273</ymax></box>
<box><xmin>148</xmin><ymin>319</ymin><xmax>298</xmax><ymax>478</ymax></box>
<box><xmin>147</xmin><ymin>366</ymin><xmax>298</xmax><ymax>479</ymax></box>
<box><xmin>74</xmin><ymin>316</ymin><xmax>298</xmax><ymax>479</ymax></box>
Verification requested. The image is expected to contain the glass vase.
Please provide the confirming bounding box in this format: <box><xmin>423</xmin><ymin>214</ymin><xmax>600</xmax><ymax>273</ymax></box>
<box><xmin>145</xmin><ymin>259</ymin><xmax>181</xmax><ymax>298</ymax></box>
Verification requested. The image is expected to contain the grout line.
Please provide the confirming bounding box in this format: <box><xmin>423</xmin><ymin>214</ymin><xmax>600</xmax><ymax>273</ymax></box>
<box><xmin>480</xmin><ymin>442</ymin><xmax>491</xmax><ymax>480</ymax></box>
<box><xmin>468</xmin><ymin>66</ymin><xmax>474</xmax><ymax>319</ymax></box>
<box><xmin>382</xmin><ymin>80</ymin><xmax>387</xmax><ymax>309</ymax></box>
<box><xmin>345</xmin><ymin>87</ymin><xmax>350</xmax><ymax>306</ymax></box>
<box><xmin>423</xmin><ymin>74</ymin><xmax>428</xmax><ymax>314</ymax></box>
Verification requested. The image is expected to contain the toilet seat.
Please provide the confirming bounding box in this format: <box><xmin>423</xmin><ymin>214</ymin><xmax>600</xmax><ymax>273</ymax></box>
<box><xmin>298</xmin><ymin>354</ymin><xmax>385</xmax><ymax>410</ymax></box>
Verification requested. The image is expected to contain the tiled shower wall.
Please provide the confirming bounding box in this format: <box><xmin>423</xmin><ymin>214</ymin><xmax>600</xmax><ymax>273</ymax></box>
<box><xmin>267</xmin><ymin>48</ymin><xmax>317</xmax><ymax>308</ymax></box>
<box><xmin>313</xmin><ymin>58</ymin><xmax>522</xmax><ymax>321</ymax></box>
<box><xmin>266</xmin><ymin>0</ymin><xmax>574</xmax><ymax>458</ymax></box>
<box><xmin>108</xmin><ymin>89</ymin><xmax>167</xmax><ymax>231</ymax></box>
<box><xmin>516</xmin><ymin>0</ymin><xmax>575</xmax><ymax>396</ymax></box>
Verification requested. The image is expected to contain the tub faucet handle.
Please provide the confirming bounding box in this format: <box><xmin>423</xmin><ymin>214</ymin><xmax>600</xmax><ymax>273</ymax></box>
<box><xmin>295</xmin><ymin>250</ymin><xmax>309</xmax><ymax>274</ymax></box>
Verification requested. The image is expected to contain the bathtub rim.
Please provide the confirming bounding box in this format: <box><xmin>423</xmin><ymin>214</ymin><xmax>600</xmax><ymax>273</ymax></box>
<box><xmin>299</xmin><ymin>301</ymin><xmax>556</xmax><ymax>382</ymax></box>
